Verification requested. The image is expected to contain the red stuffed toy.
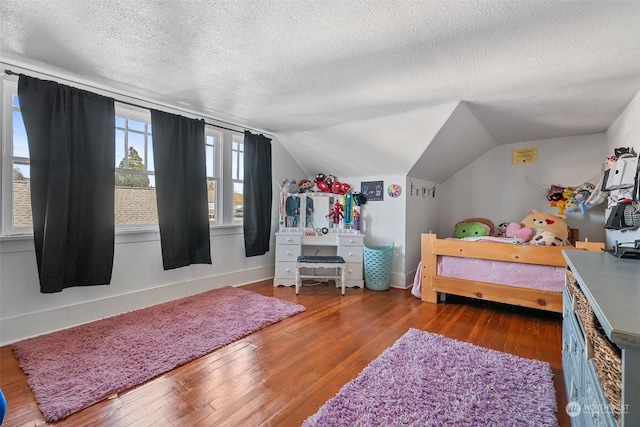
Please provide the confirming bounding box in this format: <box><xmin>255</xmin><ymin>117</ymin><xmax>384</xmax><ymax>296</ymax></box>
<box><xmin>317</xmin><ymin>181</ymin><xmax>330</xmax><ymax>192</ymax></box>
<box><xmin>327</xmin><ymin>201</ymin><xmax>344</xmax><ymax>225</ymax></box>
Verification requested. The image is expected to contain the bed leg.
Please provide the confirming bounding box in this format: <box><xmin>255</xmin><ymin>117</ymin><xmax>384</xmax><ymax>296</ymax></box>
<box><xmin>421</xmin><ymin>233</ymin><xmax>439</xmax><ymax>304</ymax></box>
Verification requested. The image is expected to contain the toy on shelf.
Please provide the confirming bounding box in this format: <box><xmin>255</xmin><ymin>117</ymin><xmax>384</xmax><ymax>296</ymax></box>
<box><xmin>327</xmin><ymin>201</ymin><xmax>344</xmax><ymax>225</ymax></box>
<box><xmin>352</xmin><ymin>209</ymin><xmax>361</xmax><ymax>230</ymax></box>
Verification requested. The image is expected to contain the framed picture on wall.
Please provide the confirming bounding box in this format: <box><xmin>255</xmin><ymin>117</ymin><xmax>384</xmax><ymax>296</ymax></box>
<box><xmin>361</xmin><ymin>180</ymin><xmax>384</xmax><ymax>201</ymax></box>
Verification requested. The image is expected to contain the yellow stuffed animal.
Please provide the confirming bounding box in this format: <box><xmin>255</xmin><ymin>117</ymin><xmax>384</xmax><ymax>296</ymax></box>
<box><xmin>520</xmin><ymin>209</ymin><xmax>569</xmax><ymax>245</ymax></box>
<box><xmin>550</xmin><ymin>187</ymin><xmax>573</xmax><ymax>215</ymax></box>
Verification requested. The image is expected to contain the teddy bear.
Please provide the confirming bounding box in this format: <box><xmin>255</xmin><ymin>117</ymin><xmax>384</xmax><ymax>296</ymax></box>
<box><xmin>530</xmin><ymin>230</ymin><xmax>566</xmax><ymax>246</ymax></box>
<box><xmin>520</xmin><ymin>209</ymin><xmax>569</xmax><ymax>245</ymax></box>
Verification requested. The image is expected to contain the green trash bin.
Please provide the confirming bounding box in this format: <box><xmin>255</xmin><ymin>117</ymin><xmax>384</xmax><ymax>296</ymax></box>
<box><xmin>364</xmin><ymin>243</ymin><xmax>394</xmax><ymax>291</ymax></box>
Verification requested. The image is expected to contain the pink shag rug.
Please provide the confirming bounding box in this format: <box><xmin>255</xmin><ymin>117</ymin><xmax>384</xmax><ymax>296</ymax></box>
<box><xmin>304</xmin><ymin>328</ymin><xmax>559</xmax><ymax>427</ymax></box>
<box><xmin>12</xmin><ymin>286</ymin><xmax>305</xmax><ymax>422</ymax></box>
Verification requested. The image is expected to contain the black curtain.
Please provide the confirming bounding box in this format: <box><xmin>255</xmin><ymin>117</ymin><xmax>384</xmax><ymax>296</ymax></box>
<box><xmin>18</xmin><ymin>75</ymin><xmax>115</xmax><ymax>293</ymax></box>
<box><xmin>243</xmin><ymin>131</ymin><xmax>272</xmax><ymax>257</ymax></box>
<box><xmin>151</xmin><ymin>110</ymin><xmax>211</xmax><ymax>269</ymax></box>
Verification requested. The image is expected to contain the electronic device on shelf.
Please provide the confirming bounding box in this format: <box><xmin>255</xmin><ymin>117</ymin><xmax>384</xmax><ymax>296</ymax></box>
<box><xmin>608</xmin><ymin>239</ymin><xmax>640</xmax><ymax>259</ymax></box>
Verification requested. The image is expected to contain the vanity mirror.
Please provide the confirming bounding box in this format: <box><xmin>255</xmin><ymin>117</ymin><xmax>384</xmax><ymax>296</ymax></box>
<box><xmin>281</xmin><ymin>193</ymin><xmax>335</xmax><ymax>230</ymax></box>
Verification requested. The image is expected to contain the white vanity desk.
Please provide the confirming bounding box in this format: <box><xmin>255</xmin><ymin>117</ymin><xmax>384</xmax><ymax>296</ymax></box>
<box><xmin>275</xmin><ymin>191</ymin><xmax>364</xmax><ymax>289</ymax></box>
<box><xmin>274</xmin><ymin>229</ymin><xmax>364</xmax><ymax>288</ymax></box>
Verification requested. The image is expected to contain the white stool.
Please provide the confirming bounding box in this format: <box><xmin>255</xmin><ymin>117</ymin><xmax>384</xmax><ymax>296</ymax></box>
<box><xmin>295</xmin><ymin>255</ymin><xmax>347</xmax><ymax>296</ymax></box>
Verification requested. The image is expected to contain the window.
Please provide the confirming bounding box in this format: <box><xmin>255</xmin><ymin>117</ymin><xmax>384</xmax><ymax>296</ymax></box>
<box><xmin>1</xmin><ymin>75</ymin><xmax>248</xmax><ymax>238</ymax></box>
<box><xmin>8</xmin><ymin>91</ymin><xmax>32</xmax><ymax>233</ymax></box>
<box><xmin>115</xmin><ymin>105</ymin><xmax>158</xmax><ymax>227</ymax></box>
<box><xmin>205</xmin><ymin>129</ymin><xmax>221</xmax><ymax>223</ymax></box>
<box><xmin>114</xmin><ymin>106</ymin><xmax>157</xmax><ymax>227</ymax></box>
<box><xmin>231</xmin><ymin>135</ymin><xmax>244</xmax><ymax>222</ymax></box>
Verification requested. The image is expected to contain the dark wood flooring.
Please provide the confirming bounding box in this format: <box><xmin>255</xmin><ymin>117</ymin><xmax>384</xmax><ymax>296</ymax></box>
<box><xmin>0</xmin><ymin>280</ymin><xmax>569</xmax><ymax>426</ymax></box>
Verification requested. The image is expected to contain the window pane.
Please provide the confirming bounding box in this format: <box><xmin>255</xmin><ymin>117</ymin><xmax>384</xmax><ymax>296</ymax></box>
<box><xmin>206</xmin><ymin>144</ymin><xmax>214</xmax><ymax>177</ymax></box>
<box><xmin>12</xmin><ymin>94</ymin><xmax>19</xmax><ymax>108</ymax></box>
<box><xmin>127</xmin><ymin>132</ymin><xmax>146</xmax><ymax>169</ymax></box>
<box><xmin>232</xmin><ymin>150</ymin><xmax>238</xmax><ymax>179</ymax></box>
<box><xmin>12</xmin><ymin>110</ymin><xmax>29</xmax><ymax>158</ymax></box>
<box><xmin>233</xmin><ymin>182</ymin><xmax>243</xmax><ymax>221</ymax></box>
<box><xmin>238</xmin><ymin>152</ymin><xmax>244</xmax><ymax>179</ymax></box>
<box><xmin>128</xmin><ymin>119</ymin><xmax>146</xmax><ymax>132</ymax></box>
<box><xmin>147</xmin><ymin>136</ymin><xmax>154</xmax><ymax>172</ymax></box>
<box><xmin>207</xmin><ymin>179</ymin><xmax>216</xmax><ymax>222</ymax></box>
<box><xmin>12</xmin><ymin>163</ymin><xmax>32</xmax><ymax>228</ymax></box>
<box><xmin>116</xmin><ymin>155</ymin><xmax>151</xmax><ymax>188</ymax></box>
<box><xmin>232</xmin><ymin>140</ymin><xmax>244</xmax><ymax>180</ymax></box>
<box><xmin>115</xmin><ymin>184</ymin><xmax>158</xmax><ymax>225</ymax></box>
<box><xmin>13</xmin><ymin>163</ymin><xmax>30</xmax><ymax>179</ymax></box>
<box><xmin>113</xmin><ymin>108</ymin><xmax>156</xmax><ymax>226</ymax></box>
<box><xmin>115</xmin><ymin>129</ymin><xmax>126</xmax><ymax>167</ymax></box>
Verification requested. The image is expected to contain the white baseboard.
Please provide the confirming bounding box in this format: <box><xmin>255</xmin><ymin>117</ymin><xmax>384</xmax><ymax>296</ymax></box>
<box><xmin>1</xmin><ymin>265</ymin><xmax>274</xmax><ymax>346</ymax></box>
<box><xmin>386</xmin><ymin>271</ymin><xmax>412</xmax><ymax>289</ymax></box>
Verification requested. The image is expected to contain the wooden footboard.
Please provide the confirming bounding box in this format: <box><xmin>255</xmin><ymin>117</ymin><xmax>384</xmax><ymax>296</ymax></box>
<box><xmin>420</xmin><ymin>233</ymin><xmax>603</xmax><ymax>313</ymax></box>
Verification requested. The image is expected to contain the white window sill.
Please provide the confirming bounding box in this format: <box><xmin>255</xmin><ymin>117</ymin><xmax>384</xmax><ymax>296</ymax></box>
<box><xmin>0</xmin><ymin>224</ymin><xmax>243</xmax><ymax>253</ymax></box>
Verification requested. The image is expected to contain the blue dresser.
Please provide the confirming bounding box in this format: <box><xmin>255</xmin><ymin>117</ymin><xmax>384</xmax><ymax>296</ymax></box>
<box><xmin>562</xmin><ymin>251</ymin><xmax>640</xmax><ymax>427</ymax></box>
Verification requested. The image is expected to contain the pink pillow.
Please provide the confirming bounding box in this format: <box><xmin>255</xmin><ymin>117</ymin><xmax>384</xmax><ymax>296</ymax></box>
<box><xmin>505</xmin><ymin>222</ymin><xmax>535</xmax><ymax>242</ymax></box>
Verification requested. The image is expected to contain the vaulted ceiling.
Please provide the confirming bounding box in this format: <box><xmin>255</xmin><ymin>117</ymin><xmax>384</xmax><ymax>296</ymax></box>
<box><xmin>2</xmin><ymin>1</ymin><xmax>640</xmax><ymax>181</ymax></box>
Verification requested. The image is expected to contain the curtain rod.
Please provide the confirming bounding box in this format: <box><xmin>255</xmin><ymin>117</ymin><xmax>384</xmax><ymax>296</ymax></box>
<box><xmin>4</xmin><ymin>68</ymin><xmax>273</xmax><ymax>138</ymax></box>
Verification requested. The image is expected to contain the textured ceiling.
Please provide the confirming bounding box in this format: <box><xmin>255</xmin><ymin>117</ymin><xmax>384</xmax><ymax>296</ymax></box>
<box><xmin>2</xmin><ymin>1</ymin><xmax>640</xmax><ymax>180</ymax></box>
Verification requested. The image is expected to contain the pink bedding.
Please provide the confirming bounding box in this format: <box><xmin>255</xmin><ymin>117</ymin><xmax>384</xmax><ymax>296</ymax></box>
<box><xmin>436</xmin><ymin>256</ymin><xmax>566</xmax><ymax>292</ymax></box>
<box><xmin>410</xmin><ymin>237</ymin><xmax>570</xmax><ymax>299</ymax></box>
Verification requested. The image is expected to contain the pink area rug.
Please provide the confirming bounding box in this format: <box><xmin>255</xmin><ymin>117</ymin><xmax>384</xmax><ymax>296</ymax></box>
<box><xmin>12</xmin><ymin>286</ymin><xmax>305</xmax><ymax>422</ymax></box>
<box><xmin>304</xmin><ymin>328</ymin><xmax>558</xmax><ymax>427</ymax></box>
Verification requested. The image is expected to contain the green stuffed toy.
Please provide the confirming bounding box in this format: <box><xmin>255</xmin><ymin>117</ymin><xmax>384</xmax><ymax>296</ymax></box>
<box><xmin>454</xmin><ymin>222</ymin><xmax>489</xmax><ymax>238</ymax></box>
<box><xmin>453</xmin><ymin>217</ymin><xmax>494</xmax><ymax>238</ymax></box>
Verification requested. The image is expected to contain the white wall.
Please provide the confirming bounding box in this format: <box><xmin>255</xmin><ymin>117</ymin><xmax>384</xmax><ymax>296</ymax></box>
<box><xmin>338</xmin><ymin>174</ymin><xmax>408</xmax><ymax>288</ymax></box>
<box><xmin>437</xmin><ymin>134</ymin><xmax>608</xmax><ymax>243</ymax></box>
<box><xmin>0</xmin><ymin>138</ymin><xmax>305</xmax><ymax>345</ymax></box>
<box><xmin>405</xmin><ymin>176</ymin><xmax>439</xmax><ymax>287</ymax></box>
<box><xmin>605</xmin><ymin>89</ymin><xmax>640</xmax><ymax>247</ymax></box>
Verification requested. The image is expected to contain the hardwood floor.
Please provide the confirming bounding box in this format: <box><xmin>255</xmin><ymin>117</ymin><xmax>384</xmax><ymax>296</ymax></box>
<box><xmin>0</xmin><ymin>280</ymin><xmax>570</xmax><ymax>426</ymax></box>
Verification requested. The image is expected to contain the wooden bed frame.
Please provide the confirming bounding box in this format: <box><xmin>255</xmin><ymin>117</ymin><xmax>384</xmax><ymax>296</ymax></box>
<box><xmin>420</xmin><ymin>233</ymin><xmax>604</xmax><ymax>313</ymax></box>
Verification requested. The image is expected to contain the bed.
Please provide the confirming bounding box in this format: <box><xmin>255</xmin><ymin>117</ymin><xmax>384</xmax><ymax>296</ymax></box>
<box><xmin>419</xmin><ymin>233</ymin><xmax>604</xmax><ymax>313</ymax></box>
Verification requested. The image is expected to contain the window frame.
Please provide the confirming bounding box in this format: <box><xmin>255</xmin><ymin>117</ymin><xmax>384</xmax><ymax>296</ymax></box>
<box><xmin>205</xmin><ymin>127</ymin><xmax>222</xmax><ymax>225</ymax></box>
<box><xmin>1</xmin><ymin>74</ymin><xmax>247</xmax><ymax>239</ymax></box>
<box><xmin>1</xmin><ymin>76</ymin><xmax>32</xmax><ymax>236</ymax></box>
<box><xmin>230</xmin><ymin>134</ymin><xmax>244</xmax><ymax>223</ymax></box>
<box><xmin>114</xmin><ymin>103</ymin><xmax>158</xmax><ymax>232</ymax></box>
